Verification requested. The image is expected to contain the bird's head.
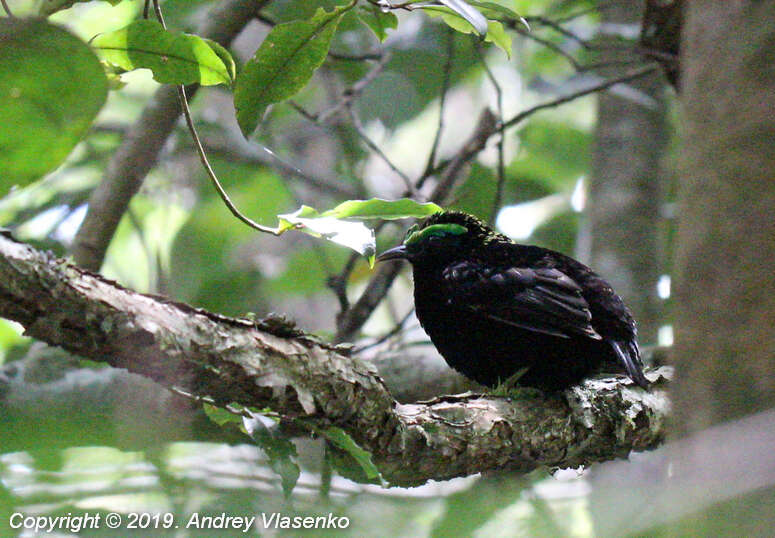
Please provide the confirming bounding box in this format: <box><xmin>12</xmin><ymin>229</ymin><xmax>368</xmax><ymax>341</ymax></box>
<box><xmin>377</xmin><ymin>211</ymin><xmax>494</xmax><ymax>266</ymax></box>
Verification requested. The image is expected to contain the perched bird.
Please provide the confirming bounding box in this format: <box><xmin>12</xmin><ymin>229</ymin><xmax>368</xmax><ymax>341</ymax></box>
<box><xmin>377</xmin><ymin>211</ymin><xmax>649</xmax><ymax>391</ymax></box>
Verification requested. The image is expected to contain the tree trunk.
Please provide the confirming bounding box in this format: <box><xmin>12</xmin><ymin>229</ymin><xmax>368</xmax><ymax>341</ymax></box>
<box><xmin>591</xmin><ymin>3</ymin><xmax>775</xmax><ymax>536</ymax></box>
<box><xmin>673</xmin><ymin>1</ymin><xmax>775</xmax><ymax>433</ymax></box>
<box><xmin>586</xmin><ymin>0</ymin><xmax>668</xmax><ymax>345</ymax></box>
<box><xmin>669</xmin><ymin>1</ymin><xmax>775</xmax><ymax>528</ymax></box>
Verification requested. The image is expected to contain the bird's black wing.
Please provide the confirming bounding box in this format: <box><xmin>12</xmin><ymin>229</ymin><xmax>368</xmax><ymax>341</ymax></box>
<box><xmin>442</xmin><ymin>261</ymin><xmax>602</xmax><ymax>340</ymax></box>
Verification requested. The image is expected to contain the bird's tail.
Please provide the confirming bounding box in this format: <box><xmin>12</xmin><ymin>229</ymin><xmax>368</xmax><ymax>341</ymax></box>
<box><xmin>612</xmin><ymin>340</ymin><xmax>650</xmax><ymax>389</ymax></box>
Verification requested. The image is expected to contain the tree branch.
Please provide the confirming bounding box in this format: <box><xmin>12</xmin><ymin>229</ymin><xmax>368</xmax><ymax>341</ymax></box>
<box><xmin>0</xmin><ymin>233</ymin><xmax>669</xmax><ymax>487</ymax></box>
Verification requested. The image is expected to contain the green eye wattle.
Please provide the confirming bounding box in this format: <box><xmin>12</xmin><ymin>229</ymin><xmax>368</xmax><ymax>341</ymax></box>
<box><xmin>404</xmin><ymin>223</ymin><xmax>468</xmax><ymax>246</ymax></box>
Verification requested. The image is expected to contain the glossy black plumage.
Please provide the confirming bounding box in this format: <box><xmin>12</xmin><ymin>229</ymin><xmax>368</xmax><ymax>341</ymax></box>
<box><xmin>378</xmin><ymin>211</ymin><xmax>649</xmax><ymax>391</ymax></box>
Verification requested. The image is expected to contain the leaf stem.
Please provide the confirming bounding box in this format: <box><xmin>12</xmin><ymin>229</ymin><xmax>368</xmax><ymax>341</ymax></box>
<box><xmin>152</xmin><ymin>0</ymin><xmax>279</xmax><ymax>235</ymax></box>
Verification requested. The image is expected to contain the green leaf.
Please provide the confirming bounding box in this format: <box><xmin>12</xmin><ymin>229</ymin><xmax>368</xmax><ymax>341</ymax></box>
<box><xmin>483</xmin><ymin>20</ymin><xmax>512</xmax><ymax>58</ymax></box>
<box><xmin>202</xmin><ymin>403</ymin><xmax>243</xmax><ymax>427</ymax></box>
<box><xmin>320</xmin><ymin>426</ymin><xmax>384</xmax><ymax>484</ymax></box>
<box><xmin>439</xmin><ymin>0</ymin><xmax>488</xmax><ymax>36</ymax></box>
<box><xmin>0</xmin><ymin>18</ymin><xmax>108</xmax><ymax>191</ymax></box>
<box><xmin>274</xmin><ymin>199</ymin><xmax>442</xmax><ymax>265</ymax></box>
<box><xmin>234</xmin><ymin>3</ymin><xmax>355</xmax><ymax>137</ymax></box>
<box><xmin>203</xmin><ymin>39</ymin><xmax>237</xmax><ymax>83</ymax></box>
<box><xmin>358</xmin><ymin>5</ymin><xmax>398</xmax><ymax>42</ymax></box>
<box><xmin>322</xmin><ymin>198</ymin><xmax>443</xmax><ymax>220</ymax></box>
<box><xmin>278</xmin><ymin>205</ymin><xmax>377</xmax><ymax>263</ymax></box>
<box><xmin>92</xmin><ymin>19</ymin><xmax>234</xmax><ymax>86</ymax></box>
<box><xmin>466</xmin><ymin>1</ymin><xmax>530</xmax><ymax>30</ymax></box>
<box><xmin>243</xmin><ymin>413</ymin><xmax>300</xmax><ymax>497</ymax></box>
<box><xmin>423</xmin><ymin>7</ymin><xmax>513</xmax><ymax>58</ymax></box>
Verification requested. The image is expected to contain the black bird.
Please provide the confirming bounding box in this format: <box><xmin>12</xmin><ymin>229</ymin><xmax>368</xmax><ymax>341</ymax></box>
<box><xmin>377</xmin><ymin>211</ymin><xmax>649</xmax><ymax>391</ymax></box>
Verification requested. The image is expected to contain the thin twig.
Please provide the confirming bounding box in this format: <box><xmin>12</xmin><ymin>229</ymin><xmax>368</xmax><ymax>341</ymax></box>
<box><xmin>288</xmin><ymin>101</ymin><xmax>318</xmax><ymax>122</ymax></box>
<box><xmin>354</xmin><ymin>308</ymin><xmax>415</xmax><ymax>354</ymax></box>
<box><xmin>153</xmin><ymin>0</ymin><xmax>279</xmax><ymax>236</ymax></box>
<box><xmin>328</xmin><ymin>253</ymin><xmax>358</xmax><ymax>312</ymax></box>
<box><xmin>328</xmin><ymin>51</ymin><xmax>383</xmax><ymax>62</ymax></box>
<box><xmin>429</xmin><ymin>108</ymin><xmax>497</xmax><ymax>205</ymax></box>
<box><xmin>515</xmin><ymin>27</ymin><xmax>583</xmax><ymax>70</ymax></box>
<box><xmin>169</xmin><ymin>386</ymin><xmax>277</xmax><ymax>420</ymax></box>
<box><xmin>151</xmin><ymin>0</ymin><xmax>165</xmax><ymax>25</ymax></box>
<box><xmin>205</xmin><ymin>139</ymin><xmax>358</xmax><ymax>199</ymax></box>
<box><xmin>419</xmin><ymin>25</ymin><xmax>455</xmax><ymax>188</ymax></box>
<box><xmin>551</xmin><ymin>1</ymin><xmax>617</xmax><ymax>24</ymax></box>
<box><xmin>523</xmin><ymin>15</ymin><xmax>592</xmax><ymax>49</ymax></box>
<box><xmin>287</xmin><ymin>51</ymin><xmax>388</xmax><ymax>125</ymax></box>
<box><xmin>577</xmin><ymin>58</ymin><xmax>644</xmax><ymax>73</ymax></box>
<box><xmin>477</xmin><ymin>47</ymin><xmax>505</xmax><ymax>223</ymax></box>
<box><xmin>177</xmin><ymin>96</ymin><xmax>279</xmax><ymax>235</ymax></box>
<box><xmin>425</xmin><ymin>66</ymin><xmax>659</xmax><ymax>179</ymax></box>
<box><xmin>347</xmin><ymin>106</ymin><xmax>417</xmax><ymax>196</ymax></box>
<box><xmin>1</xmin><ymin>0</ymin><xmax>14</xmax><ymax>17</ymax></box>
<box><xmin>505</xmin><ymin>12</ymin><xmax>644</xmax><ymax>73</ymax></box>
<box><xmin>501</xmin><ymin>63</ymin><xmax>659</xmax><ymax>131</ymax></box>
<box><xmin>317</xmin><ymin>52</ymin><xmax>390</xmax><ymax>123</ymax></box>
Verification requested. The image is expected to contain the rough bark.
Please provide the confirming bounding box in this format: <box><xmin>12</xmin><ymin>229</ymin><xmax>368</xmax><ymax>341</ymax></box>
<box><xmin>0</xmin><ymin>233</ymin><xmax>669</xmax><ymax>487</ymax></box>
<box><xmin>71</xmin><ymin>0</ymin><xmax>270</xmax><ymax>271</ymax></box>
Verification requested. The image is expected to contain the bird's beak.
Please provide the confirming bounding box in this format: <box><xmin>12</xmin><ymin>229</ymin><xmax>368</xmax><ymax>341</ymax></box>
<box><xmin>376</xmin><ymin>244</ymin><xmax>410</xmax><ymax>262</ymax></box>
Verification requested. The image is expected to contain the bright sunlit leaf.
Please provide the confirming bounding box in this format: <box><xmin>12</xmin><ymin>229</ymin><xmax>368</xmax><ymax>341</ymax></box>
<box><xmin>203</xmin><ymin>38</ymin><xmax>237</xmax><ymax>83</ymax></box>
<box><xmin>422</xmin><ymin>7</ymin><xmax>513</xmax><ymax>57</ymax></box>
<box><xmin>276</xmin><ymin>199</ymin><xmax>441</xmax><ymax>266</ymax></box>
<box><xmin>438</xmin><ymin>0</ymin><xmax>488</xmax><ymax>36</ymax></box>
<box><xmin>278</xmin><ymin>206</ymin><xmax>377</xmax><ymax>263</ymax></box>
<box><xmin>467</xmin><ymin>1</ymin><xmax>530</xmax><ymax>30</ymax></box>
<box><xmin>322</xmin><ymin>198</ymin><xmax>443</xmax><ymax>220</ymax></box>
<box><xmin>92</xmin><ymin>19</ymin><xmax>234</xmax><ymax>86</ymax></box>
